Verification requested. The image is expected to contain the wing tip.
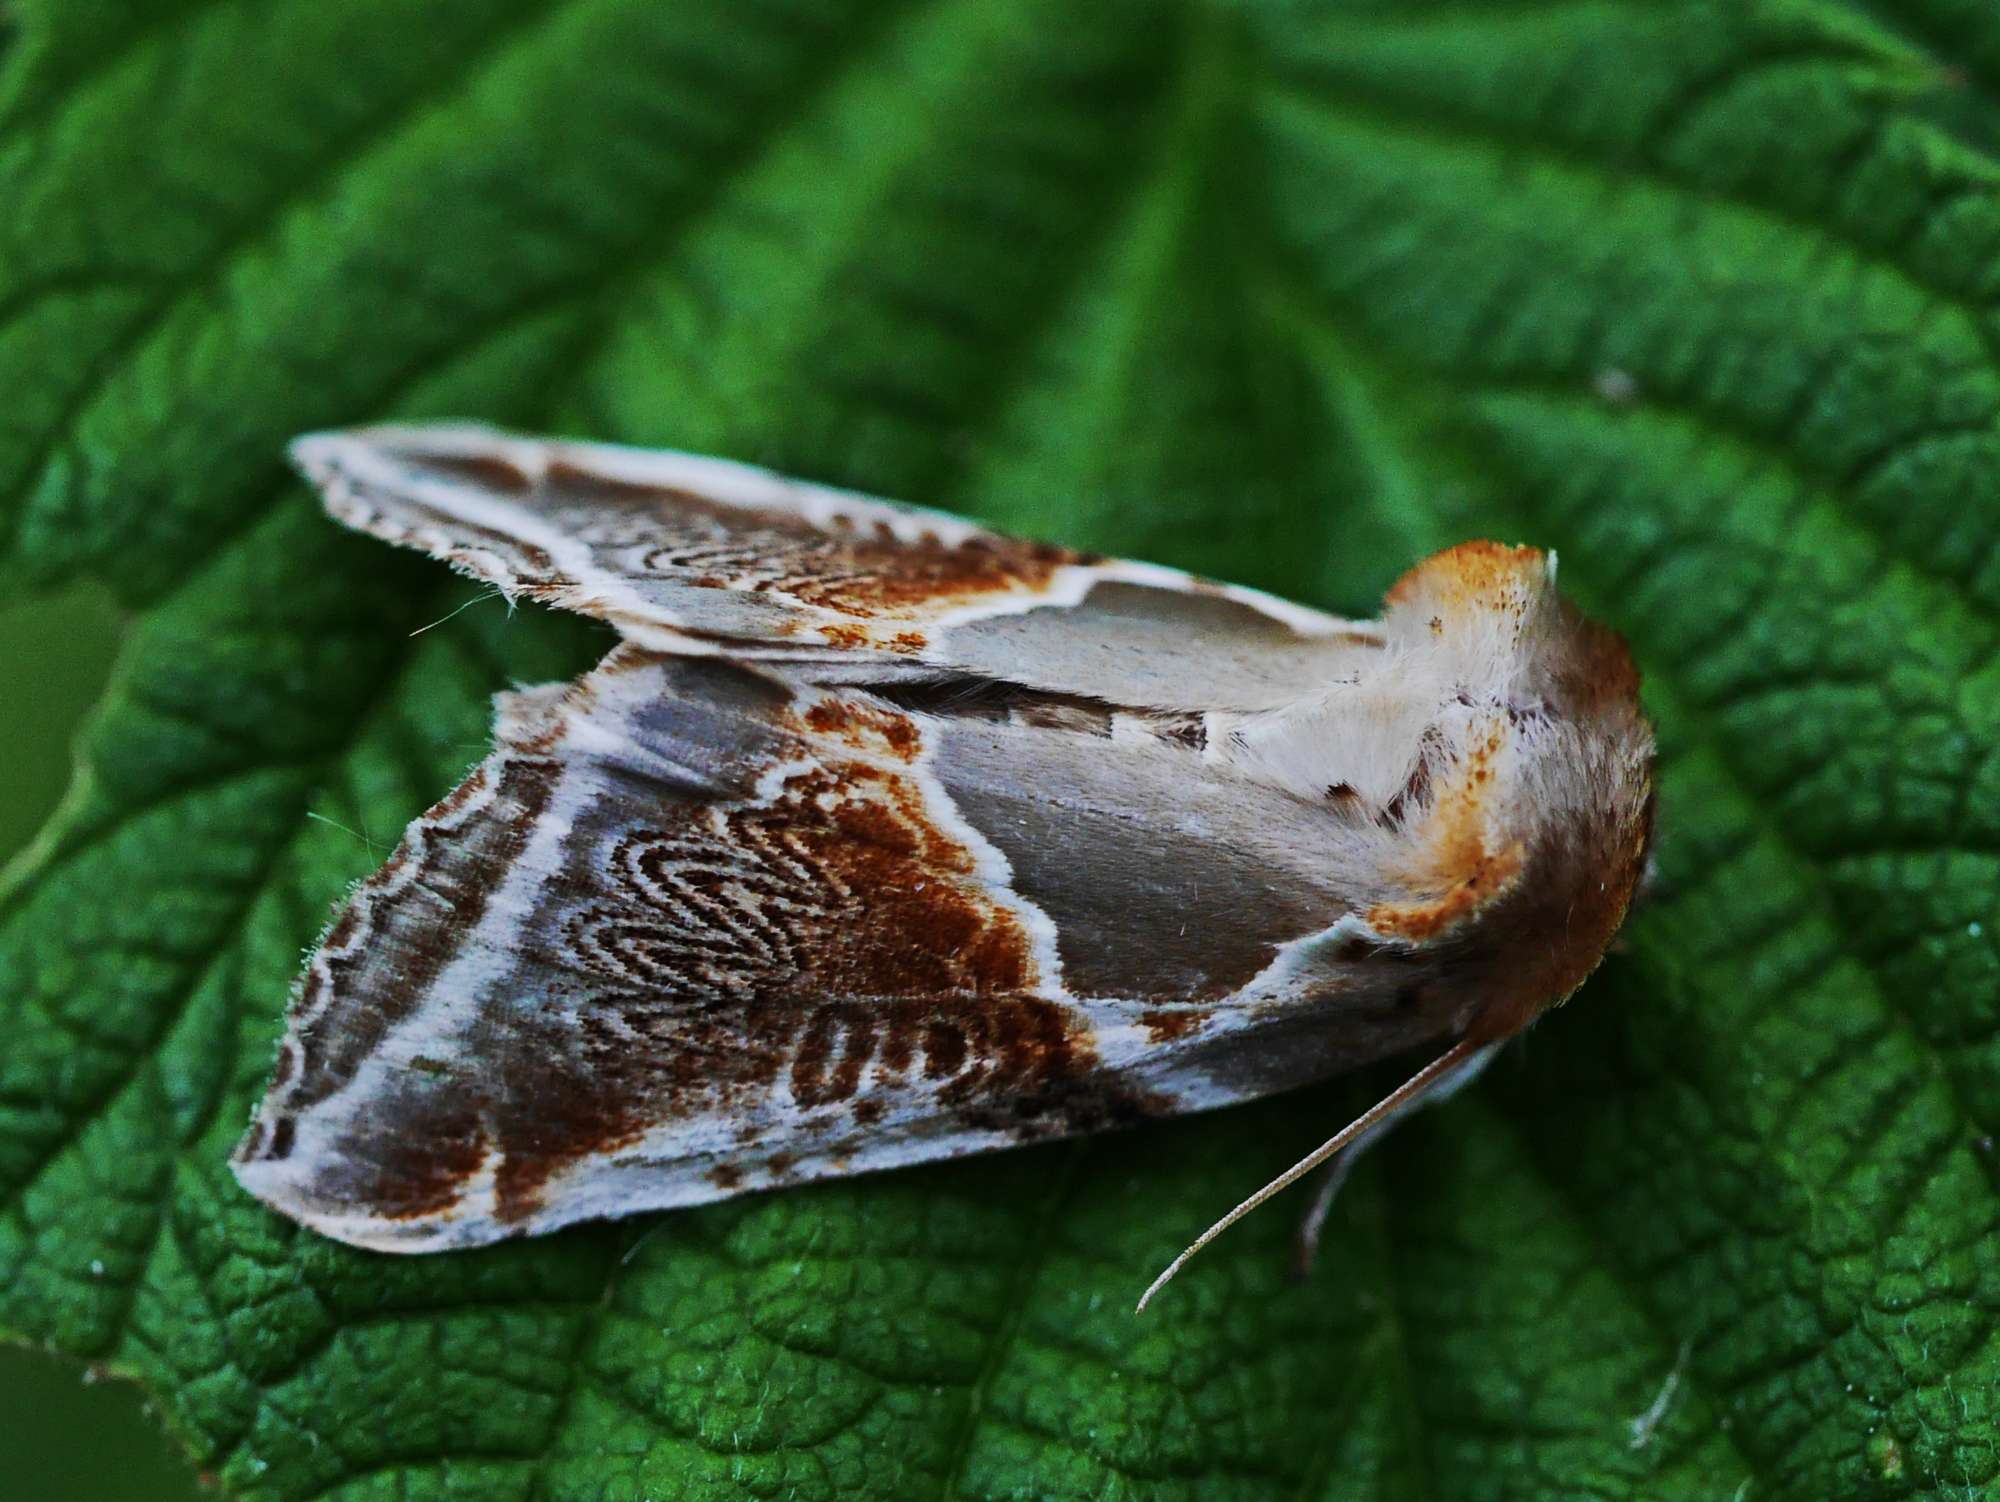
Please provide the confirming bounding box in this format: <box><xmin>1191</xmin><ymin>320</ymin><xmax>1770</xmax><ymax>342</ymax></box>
<box><xmin>288</xmin><ymin>427</ymin><xmax>359</xmax><ymax>486</ymax></box>
<box><xmin>230</xmin><ymin>1150</ymin><xmax>485</xmax><ymax>1256</ymax></box>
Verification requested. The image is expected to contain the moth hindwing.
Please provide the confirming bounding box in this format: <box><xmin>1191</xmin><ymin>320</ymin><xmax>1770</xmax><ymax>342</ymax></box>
<box><xmin>234</xmin><ymin>425</ymin><xmax>1655</xmax><ymax>1295</ymax></box>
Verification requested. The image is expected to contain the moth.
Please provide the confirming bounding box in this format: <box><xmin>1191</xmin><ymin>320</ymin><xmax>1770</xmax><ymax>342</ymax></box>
<box><xmin>233</xmin><ymin>425</ymin><xmax>1656</xmax><ymax>1308</ymax></box>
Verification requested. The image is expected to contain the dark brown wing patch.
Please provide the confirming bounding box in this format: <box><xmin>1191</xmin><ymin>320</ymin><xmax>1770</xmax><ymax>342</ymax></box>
<box><xmin>235</xmin><ymin>752</ymin><xmax>562</xmax><ymax>1165</ymax></box>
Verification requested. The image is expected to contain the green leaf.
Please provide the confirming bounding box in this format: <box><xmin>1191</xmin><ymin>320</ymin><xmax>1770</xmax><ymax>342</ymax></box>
<box><xmin>4</xmin><ymin>1</ymin><xmax>1998</xmax><ymax>1497</ymax></box>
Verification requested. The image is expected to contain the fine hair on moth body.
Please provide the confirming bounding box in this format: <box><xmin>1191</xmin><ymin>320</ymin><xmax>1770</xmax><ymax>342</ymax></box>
<box><xmin>233</xmin><ymin>423</ymin><xmax>1657</xmax><ymax>1311</ymax></box>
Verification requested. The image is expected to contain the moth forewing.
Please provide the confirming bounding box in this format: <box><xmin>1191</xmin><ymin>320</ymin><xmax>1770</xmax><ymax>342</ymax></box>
<box><xmin>235</xmin><ymin>425</ymin><xmax>1656</xmax><ymax>1304</ymax></box>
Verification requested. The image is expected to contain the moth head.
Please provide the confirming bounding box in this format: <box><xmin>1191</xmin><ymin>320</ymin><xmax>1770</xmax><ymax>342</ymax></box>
<box><xmin>1212</xmin><ymin>544</ymin><xmax>1656</xmax><ymax>1043</ymax></box>
<box><xmin>1361</xmin><ymin>541</ymin><xmax>1656</xmax><ymax>1041</ymax></box>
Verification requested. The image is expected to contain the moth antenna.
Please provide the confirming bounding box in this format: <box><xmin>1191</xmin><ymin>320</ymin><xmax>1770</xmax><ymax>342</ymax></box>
<box><xmin>408</xmin><ymin>584</ymin><xmax>509</xmax><ymax>637</ymax></box>
<box><xmin>1134</xmin><ymin>1034</ymin><xmax>1490</xmax><ymax>1313</ymax></box>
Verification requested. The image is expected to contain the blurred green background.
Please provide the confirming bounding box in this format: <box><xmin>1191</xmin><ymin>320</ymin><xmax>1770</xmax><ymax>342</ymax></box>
<box><xmin>1</xmin><ymin>588</ymin><xmax>206</xmax><ymax>1500</ymax></box>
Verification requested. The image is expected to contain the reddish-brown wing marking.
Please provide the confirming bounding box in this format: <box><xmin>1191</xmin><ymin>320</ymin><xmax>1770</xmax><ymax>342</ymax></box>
<box><xmin>238</xmin><ymin>427</ymin><xmax>1656</xmax><ymax>1264</ymax></box>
